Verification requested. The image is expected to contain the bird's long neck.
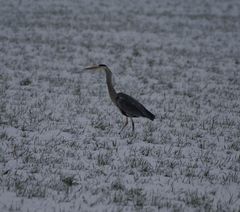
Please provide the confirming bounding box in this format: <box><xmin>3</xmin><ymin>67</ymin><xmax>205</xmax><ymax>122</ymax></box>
<box><xmin>105</xmin><ymin>67</ymin><xmax>117</xmax><ymax>105</ymax></box>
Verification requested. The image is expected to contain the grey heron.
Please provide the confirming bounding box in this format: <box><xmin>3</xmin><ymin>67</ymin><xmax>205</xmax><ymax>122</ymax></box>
<box><xmin>84</xmin><ymin>64</ymin><xmax>155</xmax><ymax>133</ymax></box>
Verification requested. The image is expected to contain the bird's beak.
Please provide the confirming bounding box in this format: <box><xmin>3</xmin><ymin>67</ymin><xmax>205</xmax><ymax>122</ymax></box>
<box><xmin>83</xmin><ymin>65</ymin><xmax>100</xmax><ymax>70</ymax></box>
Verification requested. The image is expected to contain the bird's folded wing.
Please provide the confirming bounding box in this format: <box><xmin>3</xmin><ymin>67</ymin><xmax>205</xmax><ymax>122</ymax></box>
<box><xmin>116</xmin><ymin>93</ymin><xmax>147</xmax><ymax>117</ymax></box>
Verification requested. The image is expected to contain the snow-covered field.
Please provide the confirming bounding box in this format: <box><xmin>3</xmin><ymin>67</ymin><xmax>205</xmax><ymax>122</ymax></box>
<box><xmin>0</xmin><ymin>0</ymin><xmax>240</xmax><ymax>211</ymax></box>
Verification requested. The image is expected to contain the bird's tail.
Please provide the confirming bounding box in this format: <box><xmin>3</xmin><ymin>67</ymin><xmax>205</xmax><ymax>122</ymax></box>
<box><xmin>144</xmin><ymin>109</ymin><xmax>155</xmax><ymax>121</ymax></box>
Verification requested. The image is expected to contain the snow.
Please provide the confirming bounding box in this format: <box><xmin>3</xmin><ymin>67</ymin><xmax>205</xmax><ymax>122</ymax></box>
<box><xmin>0</xmin><ymin>0</ymin><xmax>240</xmax><ymax>211</ymax></box>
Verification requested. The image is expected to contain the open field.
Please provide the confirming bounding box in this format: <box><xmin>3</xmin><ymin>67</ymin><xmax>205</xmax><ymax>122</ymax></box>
<box><xmin>0</xmin><ymin>0</ymin><xmax>240</xmax><ymax>211</ymax></box>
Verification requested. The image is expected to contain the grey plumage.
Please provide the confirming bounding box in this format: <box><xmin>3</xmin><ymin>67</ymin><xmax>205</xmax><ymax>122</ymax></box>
<box><xmin>84</xmin><ymin>64</ymin><xmax>155</xmax><ymax>132</ymax></box>
<box><xmin>116</xmin><ymin>93</ymin><xmax>155</xmax><ymax>121</ymax></box>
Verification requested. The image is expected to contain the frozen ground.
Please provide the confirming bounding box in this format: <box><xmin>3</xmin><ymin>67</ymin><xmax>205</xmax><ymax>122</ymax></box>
<box><xmin>0</xmin><ymin>0</ymin><xmax>240</xmax><ymax>211</ymax></box>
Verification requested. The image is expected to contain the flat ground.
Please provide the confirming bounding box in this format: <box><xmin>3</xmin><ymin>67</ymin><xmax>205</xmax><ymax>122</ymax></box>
<box><xmin>0</xmin><ymin>0</ymin><xmax>240</xmax><ymax>211</ymax></box>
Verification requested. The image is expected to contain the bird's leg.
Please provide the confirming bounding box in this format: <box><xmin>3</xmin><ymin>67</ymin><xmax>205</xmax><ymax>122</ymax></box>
<box><xmin>130</xmin><ymin>118</ymin><xmax>135</xmax><ymax>132</ymax></box>
<box><xmin>119</xmin><ymin>117</ymin><xmax>128</xmax><ymax>134</ymax></box>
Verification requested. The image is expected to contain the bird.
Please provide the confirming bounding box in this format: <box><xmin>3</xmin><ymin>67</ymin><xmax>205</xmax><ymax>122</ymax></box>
<box><xmin>83</xmin><ymin>64</ymin><xmax>155</xmax><ymax>133</ymax></box>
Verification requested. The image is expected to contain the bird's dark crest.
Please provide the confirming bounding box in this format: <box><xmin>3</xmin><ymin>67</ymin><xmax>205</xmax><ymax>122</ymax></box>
<box><xmin>99</xmin><ymin>64</ymin><xmax>107</xmax><ymax>67</ymax></box>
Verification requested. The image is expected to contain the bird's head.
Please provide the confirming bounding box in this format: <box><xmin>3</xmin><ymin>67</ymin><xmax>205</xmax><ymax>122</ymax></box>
<box><xmin>83</xmin><ymin>64</ymin><xmax>108</xmax><ymax>71</ymax></box>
